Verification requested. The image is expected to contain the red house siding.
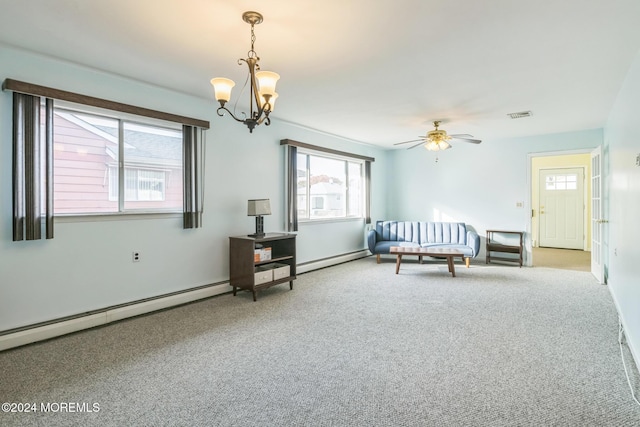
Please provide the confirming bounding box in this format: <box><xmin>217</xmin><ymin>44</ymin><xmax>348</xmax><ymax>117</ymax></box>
<box><xmin>53</xmin><ymin>113</ymin><xmax>183</xmax><ymax>214</ymax></box>
<box><xmin>53</xmin><ymin>114</ymin><xmax>117</xmax><ymax>214</ymax></box>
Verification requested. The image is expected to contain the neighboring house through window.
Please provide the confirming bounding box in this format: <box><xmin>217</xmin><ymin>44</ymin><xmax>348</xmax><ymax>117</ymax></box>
<box><xmin>282</xmin><ymin>139</ymin><xmax>373</xmax><ymax>232</ymax></box>
<box><xmin>54</xmin><ymin>107</ymin><xmax>182</xmax><ymax>214</ymax></box>
<box><xmin>296</xmin><ymin>150</ymin><xmax>364</xmax><ymax>221</ymax></box>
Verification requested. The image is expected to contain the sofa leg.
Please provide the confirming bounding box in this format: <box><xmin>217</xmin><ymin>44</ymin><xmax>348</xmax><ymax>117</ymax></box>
<box><xmin>465</xmin><ymin>257</ymin><xmax>470</xmax><ymax>268</ymax></box>
<box><xmin>419</xmin><ymin>256</ymin><xmax>423</xmax><ymax>264</ymax></box>
<box><xmin>377</xmin><ymin>254</ymin><xmax>381</xmax><ymax>264</ymax></box>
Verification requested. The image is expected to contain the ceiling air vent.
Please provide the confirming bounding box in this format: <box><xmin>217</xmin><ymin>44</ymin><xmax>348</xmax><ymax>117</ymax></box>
<box><xmin>508</xmin><ymin>111</ymin><xmax>533</xmax><ymax>119</ymax></box>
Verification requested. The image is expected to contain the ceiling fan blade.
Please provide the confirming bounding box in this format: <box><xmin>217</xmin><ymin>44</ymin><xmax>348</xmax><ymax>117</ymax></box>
<box><xmin>451</xmin><ymin>137</ymin><xmax>482</xmax><ymax>144</ymax></box>
<box><xmin>393</xmin><ymin>138</ymin><xmax>423</xmax><ymax>146</ymax></box>
<box><xmin>407</xmin><ymin>141</ymin><xmax>425</xmax><ymax>149</ymax></box>
<box><xmin>449</xmin><ymin>133</ymin><xmax>474</xmax><ymax>138</ymax></box>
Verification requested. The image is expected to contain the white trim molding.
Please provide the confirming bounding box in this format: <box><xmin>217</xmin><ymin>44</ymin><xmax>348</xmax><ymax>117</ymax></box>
<box><xmin>0</xmin><ymin>283</ymin><xmax>231</xmax><ymax>352</ymax></box>
<box><xmin>0</xmin><ymin>250</ymin><xmax>370</xmax><ymax>351</ymax></box>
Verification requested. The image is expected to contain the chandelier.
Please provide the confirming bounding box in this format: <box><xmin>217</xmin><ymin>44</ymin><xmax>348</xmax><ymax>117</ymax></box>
<box><xmin>423</xmin><ymin>121</ymin><xmax>451</xmax><ymax>151</ymax></box>
<box><xmin>210</xmin><ymin>11</ymin><xmax>279</xmax><ymax>133</ymax></box>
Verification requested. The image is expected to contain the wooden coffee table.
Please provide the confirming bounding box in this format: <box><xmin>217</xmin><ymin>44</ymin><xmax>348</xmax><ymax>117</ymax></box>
<box><xmin>390</xmin><ymin>246</ymin><xmax>466</xmax><ymax>277</ymax></box>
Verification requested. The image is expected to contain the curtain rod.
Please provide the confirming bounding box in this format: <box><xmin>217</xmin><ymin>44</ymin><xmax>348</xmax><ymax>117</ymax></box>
<box><xmin>280</xmin><ymin>139</ymin><xmax>375</xmax><ymax>162</ymax></box>
<box><xmin>2</xmin><ymin>79</ymin><xmax>210</xmax><ymax>129</ymax></box>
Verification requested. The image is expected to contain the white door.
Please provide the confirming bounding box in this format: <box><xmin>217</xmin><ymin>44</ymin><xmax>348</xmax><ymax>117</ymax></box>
<box><xmin>539</xmin><ymin>168</ymin><xmax>585</xmax><ymax>249</ymax></box>
<box><xmin>591</xmin><ymin>146</ymin><xmax>604</xmax><ymax>283</ymax></box>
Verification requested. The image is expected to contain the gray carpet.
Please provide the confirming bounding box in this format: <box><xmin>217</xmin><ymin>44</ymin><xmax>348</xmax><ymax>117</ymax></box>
<box><xmin>1</xmin><ymin>258</ymin><xmax>639</xmax><ymax>426</ymax></box>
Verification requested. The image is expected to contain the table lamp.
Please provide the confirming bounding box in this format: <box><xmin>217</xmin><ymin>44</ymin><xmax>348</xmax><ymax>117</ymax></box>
<box><xmin>247</xmin><ymin>199</ymin><xmax>271</xmax><ymax>238</ymax></box>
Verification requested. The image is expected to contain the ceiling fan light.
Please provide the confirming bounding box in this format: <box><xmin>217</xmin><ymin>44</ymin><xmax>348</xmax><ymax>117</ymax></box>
<box><xmin>210</xmin><ymin>77</ymin><xmax>235</xmax><ymax>103</ymax></box>
<box><xmin>425</xmin><ymin>141</ymin><xmax>439</xmax><ymax>151</ymax></box>
<box><xmin>439</xmin><ymin>140</ymin><xmax>451</xmax><ymax>150</ymax></box>
<box><xmin>256</xmin><ymin>71</ymin><xmax>280</xmax><ymax>97</ymax></box>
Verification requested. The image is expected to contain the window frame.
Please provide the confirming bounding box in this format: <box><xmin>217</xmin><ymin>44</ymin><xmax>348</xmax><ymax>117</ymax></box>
<box><xmin>296</xmin><ymin>148</ymin><xmax>366</xmax><ymax>223</ymax></box>
<box><xmin>282</xmin><ymin>139</ymin><xmax>374</xmax><ymax>231</ymax></box>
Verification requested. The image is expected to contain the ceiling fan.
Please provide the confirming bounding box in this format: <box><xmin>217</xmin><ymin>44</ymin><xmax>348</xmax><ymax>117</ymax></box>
<box><xmin>393</xmin><ymin>121</ymin><xmax>482</xmax><ymax>151</ymax></box>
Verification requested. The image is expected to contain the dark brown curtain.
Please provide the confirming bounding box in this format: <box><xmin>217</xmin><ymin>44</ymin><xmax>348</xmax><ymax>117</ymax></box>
<box><xmin>286</xmin><ymin>145</ymin><xmax>298</xmax><ymax>232</ymax></box>
<box><xmin>365</xmin><ymin>160</ymin><xmax>371</xmax><ymax>224</ymax></box>
<box><xmin>183</xmin><ymin>125</ymin><xmax>205</xmax><ymax>229</ymax></box>
<box><xmin>12</xmin><ymin>93</ymin><xmax>53</xmax><ymax>241</ymax></box>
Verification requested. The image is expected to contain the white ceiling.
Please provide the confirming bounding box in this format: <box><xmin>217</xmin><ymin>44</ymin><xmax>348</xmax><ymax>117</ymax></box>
<box><xmin>1</xmin><ymin>0</ymin><xmax>639</xmax><ymax>147</ymax></box>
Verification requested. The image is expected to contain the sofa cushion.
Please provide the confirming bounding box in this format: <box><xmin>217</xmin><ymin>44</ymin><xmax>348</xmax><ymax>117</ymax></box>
<box><xmin>373</xmin><ymin>240</ymin><xmax>420</xmax><ymax>255</ymax></box>
<box><xmin>419</xmin><ymin>222</ymin><xmax>467</xmax><ymax>245</ymax></box>
<box><xmin>375</xmin><ymin>221</ymin><xmax>420</xmax><ymax>244</ymax></box>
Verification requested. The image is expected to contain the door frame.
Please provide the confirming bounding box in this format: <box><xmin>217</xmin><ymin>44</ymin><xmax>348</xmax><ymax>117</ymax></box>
<box><xmin>525</xmin><ymin>148</ymin><xmax>593</xmax><ymax>267</ymax></box>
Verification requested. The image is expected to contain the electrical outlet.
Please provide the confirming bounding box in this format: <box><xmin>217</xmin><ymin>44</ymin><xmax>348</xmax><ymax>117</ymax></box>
<box><xmin>132</xmin><ymin>251</ymin><xmax>140</xmax><ymax>262</ymax></box>
<box><xmin>516</xmin><ymin>201</ymin><xmax>524</xmax><ymax>208</ymax></box>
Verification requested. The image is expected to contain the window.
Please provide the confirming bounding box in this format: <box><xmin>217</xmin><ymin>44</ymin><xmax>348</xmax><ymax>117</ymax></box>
<box><xmin>283</xmin><ymin>139</ymin><xmax>373</xmax><ymax>232</ymax></box>
<box><xmin>545</xmin><ymin>174</ymin><xmax>578</xmax><ymax>191</ymax></box>
<box><xmin>53</xmin><ymin>107</ymin><xmax>183</xmax><ymax>214</ymax></box>
<box><xmin>296</xmin><ymin>151</ymin><xmax>364</xmax><ymax>220</ymax></box>
<box><xmin>311</xmin><ymin>196</ymin><xmax>324</xmax><ymax>210</ymax></box>
<box><xmin>7</xmin><ymin>79</ymin><xmax>208</xmax><ymax>239</ymax></box>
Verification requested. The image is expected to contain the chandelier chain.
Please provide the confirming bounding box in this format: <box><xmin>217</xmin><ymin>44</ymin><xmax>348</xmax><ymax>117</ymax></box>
<box><xmin>248</xmin><ymin>24</ymin><xmax>258</xmax><ymax>59</ymax></box>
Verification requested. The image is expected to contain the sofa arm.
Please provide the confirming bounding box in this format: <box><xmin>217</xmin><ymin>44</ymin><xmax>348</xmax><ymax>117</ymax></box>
<box><xmin>367</xmin><ymin>229</ymin><xmax>378</xmax><ymax>254</ymax></box>
<box><xmin>467</xmin><ymin>230</ymin><xmax>481</xmax><ymax>258</ymax></box>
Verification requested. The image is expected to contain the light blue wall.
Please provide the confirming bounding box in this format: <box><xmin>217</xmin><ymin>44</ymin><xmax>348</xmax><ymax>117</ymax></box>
<box><xmin>0</xmin><ymin>45</ymin><xmax>387</xmax><ymax>331</ymax></box>
<box><xmin>605</xmin><ymin>50</ymin><xmax>640</xmax><ymax>367</ymax></box>
<box><xmin>386</xmin><ymin>128</ymin><xmax>602</xmax><ymax>251</ymax></box>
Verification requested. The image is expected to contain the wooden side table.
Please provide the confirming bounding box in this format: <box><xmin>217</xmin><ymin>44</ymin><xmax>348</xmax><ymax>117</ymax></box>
<box><xmin>486</xmin><ymin>230</ymin><xmax>524</xmax><ymax>267</ymax></box>
<box><xmin>229</xmin><ymin>233</ymin><xmax>297</xmax><ymax>301</ymax></box>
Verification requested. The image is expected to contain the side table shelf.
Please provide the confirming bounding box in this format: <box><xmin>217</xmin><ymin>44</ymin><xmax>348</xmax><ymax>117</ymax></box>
<box><xmin>229</xmin><ymin>233</ymin><xmax>297</xmax><ymax>301</ymax></box>
<box><xmin>486</xmin><ymin>230</ymin><xmax>524</xmax><ymax>267</ymax></box>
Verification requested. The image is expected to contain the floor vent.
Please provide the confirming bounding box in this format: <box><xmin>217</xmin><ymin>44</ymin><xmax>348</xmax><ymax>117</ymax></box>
<box><xmin>508</xmin><ymin>111</ymin><xmax>533</xmax><ymax>119</ymax></box>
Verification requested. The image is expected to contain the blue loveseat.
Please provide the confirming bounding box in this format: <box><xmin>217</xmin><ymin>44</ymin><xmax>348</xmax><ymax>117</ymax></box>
<box><xmin>367</xmin><ymin>221</ymin><xmax>481</xmax><ymax>267</ymax></box>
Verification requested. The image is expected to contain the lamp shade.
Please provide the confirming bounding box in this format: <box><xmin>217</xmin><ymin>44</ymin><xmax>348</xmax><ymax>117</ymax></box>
<box><xmin>439</xmin><ymin>140</ymin><xmax>451</xmax><ymax>150</ymax></box>
<box><xmin>260</xmin><ymin>92</ymin><xmax>278</xmax><ymax>111</ymax></box>
<box><xmin>425</xmin><ymin>141</ymin><xmax>439</xmax><ymax>151</ymax></box>
<box><xmin>247</xmin><ymin>199</ymin><xmax>271</xmax><ymax>216</ymax></box>
<box><xmin>211</xmin><ymin>77</ymin><xmax>235</xmax><ymax>103</ymax></box>
<box><xmin>256</xmin><ymin>71</ymin><xmax>280</xmax><ymax>97</ymax></box>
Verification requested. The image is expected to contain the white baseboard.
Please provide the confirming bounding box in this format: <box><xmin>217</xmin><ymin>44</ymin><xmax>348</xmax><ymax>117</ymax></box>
<box><xmin>0</xmin><ymin>251</ymin><xmax>371</xmax><ymax>352</ymax></box>
<box><xmin>0</xmin><ymin>313</ymin><xmax>107</xmax><ymax>352</ymax></box>
<box><xmin>608</xmin><ymin>284</ymin><xmax>640</xmax><ymax>374</ymax></box>
<box><xmin>0</xmin><ymin>283</ymin><xmax>232</xmax><ymax>352</ymax></box>
<box><xmin>297</xmin><ymin>250</ymin><xmax>369</xmax><ymax>274</ymax></box>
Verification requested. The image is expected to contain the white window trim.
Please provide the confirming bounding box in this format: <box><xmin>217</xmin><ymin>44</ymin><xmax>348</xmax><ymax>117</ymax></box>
<box><xmin>296</xmin><ymin>148</ymin><xmax>366</xmax><ymax>223</ymax></box>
